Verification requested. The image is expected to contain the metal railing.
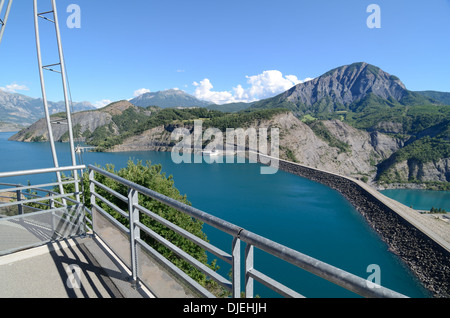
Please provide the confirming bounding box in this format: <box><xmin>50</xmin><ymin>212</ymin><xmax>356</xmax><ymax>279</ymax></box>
<box><xmin>0</xmin><ymin>165</ymin><xmax>88</xmax><ymax>255</ymax></box>
<box><xmin>0</xmin><ymin>165</ymin><xmax>86</xmax><ymax>213</ymax></box>
<box><xmin>0</xmin><ymin>164</ymin><xmax>408</xmax><ymax>297</ymax></box>
<box><xmin>88</xmin><ymin>164</ymin><xmax>408</xmax><ymax>298</ymax></box>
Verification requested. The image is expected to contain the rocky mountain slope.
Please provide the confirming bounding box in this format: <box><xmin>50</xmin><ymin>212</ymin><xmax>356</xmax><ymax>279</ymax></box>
<box><xmin>107</xmin><ymin>111</ymin><xmax>402</xmax><ymax>182</ymax></box>
<box><xmin>250</xmin><ymin>62</ymin><xmax>438</xmax><ymax>113</ymax></box>
<box><xmin>9</xmin><ymin>100</ymin><xmax>144</xmax><ymax>143</ymax></box>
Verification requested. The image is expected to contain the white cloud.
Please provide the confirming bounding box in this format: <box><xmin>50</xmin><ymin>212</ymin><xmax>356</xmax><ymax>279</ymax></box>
<box><xmin>93</xmin><ymin>99</ymin><xmax>112</xmax><ymax>108</ymax></box>
<box><xmin>133</xmin><ymin>88</ymin><xmax>151</xmax><ymax>97</ymax></box>
<box><xmin>0</xmin><ymin>83</ymin><xmax>29</xmax><ymax>94</ymax></box>
<box><xmin>193</xmin><ymin>79</ymin><xmax>235</xmax><ymax>105</ymax></box>
<box><xmin>193</xmin><ymin>70</ymin><xmax>313</xmax><ymax>104</ymax></box>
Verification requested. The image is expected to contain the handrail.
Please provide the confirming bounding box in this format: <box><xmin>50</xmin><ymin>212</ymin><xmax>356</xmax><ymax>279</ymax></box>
<box><xmin>0</xmin><ymin>165</ymin><xmax>86</xmax><ymax>217</ymax></box>
<box><xmin>89</xmin><ymin>165</ymin><xmax>243</xmax><ymax>237</ymax></box>
<box><xmin>0</xmin><ymin>165</ymin><xmax>86</xmax><ymax>179</ymax></box>
<box><xmin>88</xmin><ymin>164</ymin><xmax>408</xmax><ymax>298</ymax></box>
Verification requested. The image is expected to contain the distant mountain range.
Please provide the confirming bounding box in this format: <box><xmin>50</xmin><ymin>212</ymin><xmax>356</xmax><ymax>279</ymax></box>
<box><xmin>2</xmin><ymin>62</ymin><xmax>449</xmax><ymax>130</ymax></box>
<box><xmin>0</xmin><ymin>89</ymin><xmax>95</xmax><ymax>127</ymax></box>
<box><xmin>129</xmin><ymin>89</ymin><xmax>212</xmax><ymax>108</ymax></box>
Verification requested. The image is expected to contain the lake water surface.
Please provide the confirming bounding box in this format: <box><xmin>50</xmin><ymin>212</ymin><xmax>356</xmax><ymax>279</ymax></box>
<box><xmin>0</xmin><ymin>132</ymin><xmax>431</xmax><ymax>297</ymax></box>
<box><xmin>381</xmin><ymin>189</ymin><xmax>450</xmax><ymax>212</ymax></box>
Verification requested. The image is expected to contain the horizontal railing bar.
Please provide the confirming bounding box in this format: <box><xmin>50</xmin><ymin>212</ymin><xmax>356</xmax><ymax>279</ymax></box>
<box><xmin>91</xmin><ymin>179</ymin><xmax>128</xmax><ymax>203</ymax></box>
<box><xmin>89</xmin><ymin>165</ymin><xmax>243</xmax><ymax>237</ymax></box>
<box><xmin>21</xmin><ymin>205</ymin><xmax>42</xmax><ymax>212</ymax></box>
<box><xmin>0</xmin><ymin>207</ymin><xmax>67</xmax><ymax>222</ymax></box>
<box><xmin>135</xmin><ymin>203</ymin><xmax>233</xmax><ymax>265</ymax></box>
<box><xmin>92</xmin><ymin>191</ymin><xmax>128</xmax><ymax>219</ymax></box>
<box><xmin>0</xmin><ymin>182</ymin><xmax>21</xmax><ymax>187</ymax></box>
<box><xmin>239</xmin><ymin>230</ymin><xmax>407</xmax><ymax>298</ymax></box>
<box><xmin>0</xmin><ymin>195</ymin><xmax>16</xmax><ymax>200</ymax></box>
<box><xmin>0</xmin><ymin>181</ymin><xmax>75</xmax><ymax>195</ymax></box>
<box><xmin>23</xmin><ymin>201</ymin><xmax>51</xmax><ymax>208</ymax></box>
<box><xmin>135</xmin><ymin>237</ymin><xmax>215</xmax><ymax>298</ymax></box>
<box><xmin>0</xmin><ymin>165</ymin><xmax>86</xmax><ymax>179</ymax></box>
<box><xmin>135</xmin><ymin>221</ymin><xmax>232</xmax><ymax>291</ymax></box>
<box><xmin>44</xmin><ymin>190</ymin><xmax>80</xmax><ymax>205</ymax></box>
<box><xmin>83</xmin><ymin>206</ymin><xmax>92</xmax><ymax>217</ymax></box>
<box><xmin>0</xmin><ymin>192</ymin><xmax>80</xmax><ymax>209</ymax></box>
<box><xmin>247</xmin><ymin>268</ymin><xmax>304</xmax><ymax>298</ymax></box>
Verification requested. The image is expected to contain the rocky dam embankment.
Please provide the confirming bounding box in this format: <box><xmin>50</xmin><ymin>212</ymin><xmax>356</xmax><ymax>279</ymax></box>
<box><xmin>266</xmin><ymin>156</ymin><xmax>450</xmax><ymax>298</ymax></box>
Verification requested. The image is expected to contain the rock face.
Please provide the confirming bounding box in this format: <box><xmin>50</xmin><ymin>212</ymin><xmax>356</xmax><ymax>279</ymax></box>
<box><xmin>284</xmin><ymin>62</ymin><xmax>407</xmax><ymax>107</ymax></box>
<box><xmin>386</xmin><ymin>159</ymin><xmax>450</xmax><ymax>183</ymax></box>
<box><xmin>264</xmin><ymin>113</ymin><xmax>401</xmax><ymax>181</ymax></box>
<box><xmin>110</xmin><ymin>125</ymin><xmax>173</xmax><ymax>152</ymax></box>
<box><xmin>110</xmin><ymin>112</ymin><xmax>401</xmax><ymax>182</ymax></box>
<box><xmin>9</xmin><ymin>110</ymin><xmax>112</xmax><ymax>143</ymax></box>
<box><xmin>8</xmin><ymin>100</ymin><xmax>135</xmax><ymax>143</ymax></box>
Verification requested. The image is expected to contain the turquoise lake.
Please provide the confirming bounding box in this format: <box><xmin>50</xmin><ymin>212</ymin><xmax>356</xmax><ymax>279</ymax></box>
<box><xmin>0</xmin><ymin>132</ymin><xmax>431</xmax><ymax>298</ymax></box>
<box><xmin>381</xmin><ymin>189</ymin><xmax>450</xmax><ymax>212</ymax></box>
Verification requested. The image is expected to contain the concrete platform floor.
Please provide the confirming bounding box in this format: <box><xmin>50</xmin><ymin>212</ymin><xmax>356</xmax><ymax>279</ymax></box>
<box><xmin>0</xmin><ymin>235</ymin><xmax>154</xmax><ymax>298</ymax></box>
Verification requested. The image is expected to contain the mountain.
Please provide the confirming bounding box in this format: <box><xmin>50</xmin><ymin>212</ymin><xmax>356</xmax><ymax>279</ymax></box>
<box><xmin>207</xmin><ymin>101</ymin><xmax>253</xmax><ymax>113</ymax></box>
<box><xmin>250</xmin><ymin>62</ymin><xmax>438</xmax><ymax>113</ymax></box>
<box><xmin>129</xmin><ymin>89</ymin><xmax>212</xmax><ymax>108</ymax></box>
<box><xmin>9</xmin><ymin>100</ymin><xmax>150</xmax><ymax>143</ymax></box>
<box><xmin>10</xmin><ymin>62</ymin><xmax>450</xmax><ymax>189</ymax></box>
<box><xmin>0</xmin><ymin>89</ymin><xmax>96</xmax><ymax>126</ymax></box>
<box><xmin>415</xmin><ymin>91</ymin><xmax>450</xmax><ymax>106</ymax></box>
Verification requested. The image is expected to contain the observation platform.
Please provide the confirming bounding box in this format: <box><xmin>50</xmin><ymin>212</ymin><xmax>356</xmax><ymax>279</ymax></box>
<box><xmin>0</xmin><ymin>235</ymin><xmax>151</xmax><ymax>298</ymax></box>
<box><xmin>0</xmin><ymin>164</ymin><xmax>411</xmax><ymax>299</ymax></box>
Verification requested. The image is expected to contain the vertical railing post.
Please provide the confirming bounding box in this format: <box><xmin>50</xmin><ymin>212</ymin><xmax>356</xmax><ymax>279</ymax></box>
<box><xmin>89</xmin><ymin>169</ymin><xmax>95</xmax><ymax>236</ymax></box>
<box><xmin>245</xmin><ymin>244</ymin><xmax>254</xmax><ymax>298</ymax></box>
<box><xmin>128</xmin><ymin>188</ymin><xmax>140</xmax><ymax>288</ymax></box>
<box><xmin>232</xmin><ymin>236</ymin><xmax>241</xmax><ymax>298</ymax></box>
<box><xmin>15</xmin><ymin>187</ymin><xmax>23</xmax><ymax>215</ymax></box>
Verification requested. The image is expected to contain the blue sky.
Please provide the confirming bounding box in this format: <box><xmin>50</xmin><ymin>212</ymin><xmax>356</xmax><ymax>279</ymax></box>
<box><xmin>1</xmin><ymin>0</ymin><xmax>449</xmax><ymax>107</ymax></box>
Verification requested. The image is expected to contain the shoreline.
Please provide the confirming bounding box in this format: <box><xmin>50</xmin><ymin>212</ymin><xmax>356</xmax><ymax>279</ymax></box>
<box><xmin>252</xmin><ymin>152</ymin><xmax>450</xmax><ymax>298</ymax></box>
<box><xmin>104</xmin><ymin>147</ymin><xmax>450</xmax><ymax>296</ymax></box>
<box><xmin>3</xmin><ymin>138</ymin><xmax>450</xmax><ymax>296</ymax></box>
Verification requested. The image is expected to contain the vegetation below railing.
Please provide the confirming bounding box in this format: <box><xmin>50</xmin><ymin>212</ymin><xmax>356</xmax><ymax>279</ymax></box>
<box><xmin>60</xmin><ymin>160</ymin><xmax>229</xmax><ymax>297</ymax></box>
